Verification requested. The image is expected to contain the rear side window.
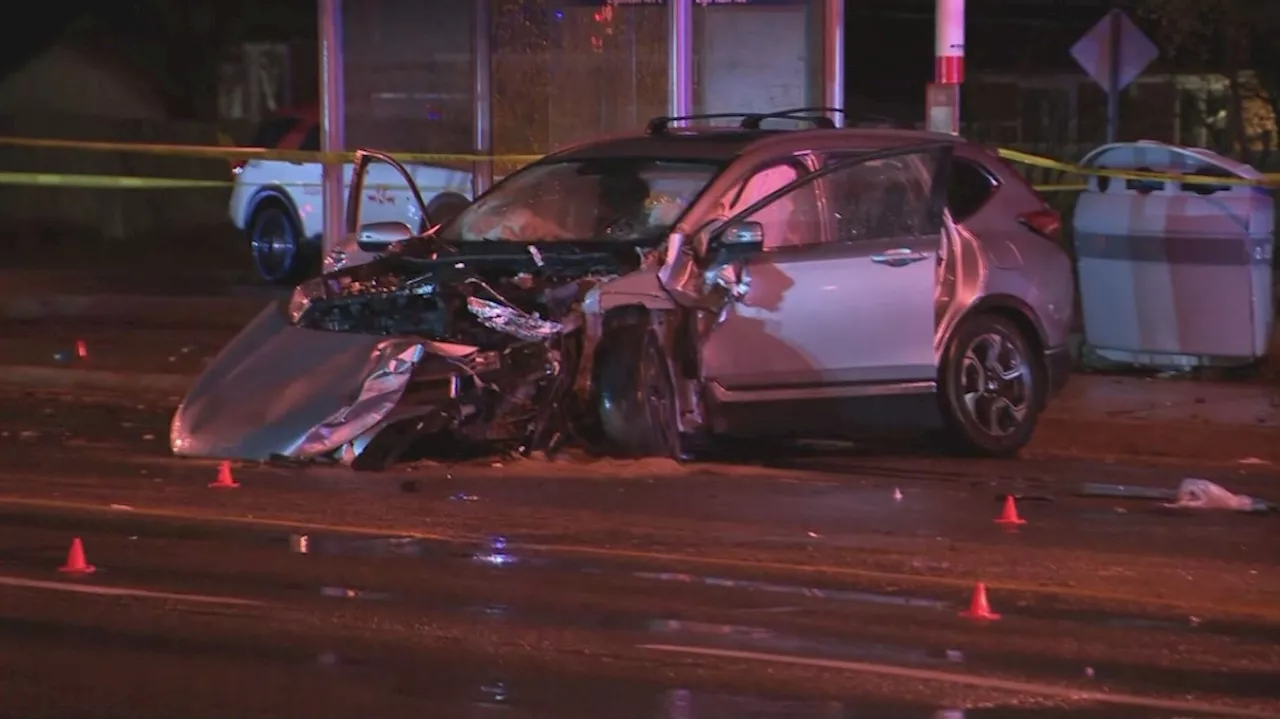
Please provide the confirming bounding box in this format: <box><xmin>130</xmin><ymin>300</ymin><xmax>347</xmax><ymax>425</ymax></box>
<box><xmin>947</xmin><ymin>158</ymin><xmax>997</xmax><ymax>222</ymax></box>
<box><xmin>250</xmin><ymin>116</ymin><xmax>302</xmax><ymax>148</ymax></box>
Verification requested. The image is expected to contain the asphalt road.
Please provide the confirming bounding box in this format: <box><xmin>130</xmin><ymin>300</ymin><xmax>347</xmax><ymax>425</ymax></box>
<box><xmin>0</xmin><ymin>389</ymin><xmax>1277</xmax><ymax>719</ymax></box>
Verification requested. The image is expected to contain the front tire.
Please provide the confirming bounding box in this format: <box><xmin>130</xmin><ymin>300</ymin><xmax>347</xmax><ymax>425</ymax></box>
<box><xmin>592</xmin><ymin>319</ymin><xmax>681</xmax><ymax>458</ymax></box>
<box><xmin>939</xmin><ymin>314</ymin><xmax>1042</xmax><ymax>456</ymax></box>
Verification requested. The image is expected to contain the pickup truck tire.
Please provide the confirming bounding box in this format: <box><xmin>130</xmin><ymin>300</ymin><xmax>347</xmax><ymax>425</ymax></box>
<box><xmin>425</xmin><ymin>191</ymin><xmax>470</xmax><ymax>229</ymax></box>
<box><xmin>249</xmin><ymin>202</ymin><xmax>313</xmax><ymax>285</ymax></box>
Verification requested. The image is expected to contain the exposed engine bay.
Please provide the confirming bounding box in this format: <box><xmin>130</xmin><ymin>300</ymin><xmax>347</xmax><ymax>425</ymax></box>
<box><xmin>280</xmin><ymin>240</ymin><xmax>655</xmax><ymax>469</ymax></box>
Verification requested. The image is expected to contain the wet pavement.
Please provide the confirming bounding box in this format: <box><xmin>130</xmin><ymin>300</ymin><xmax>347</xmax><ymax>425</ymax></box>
<box><xmin>0</xmin><ymin>268</ymin><xmax>271</xmax><ymax>298</ymax></box>
<box><xmin>0</xmin><ymin>321</ymin><xmax>233</xmax><ymax>374</ymax></box>
<box><xmin>0</xmin><ymin>390</ymin><xmax>1277</xmax><ymax>717</ymax></box>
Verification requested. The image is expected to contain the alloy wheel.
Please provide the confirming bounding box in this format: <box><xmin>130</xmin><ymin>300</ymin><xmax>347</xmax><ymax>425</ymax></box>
<box><xmin>252</xmin><ymin>211</ymin><xmax>297</xmax><ymax>281</ymax></box>
<box><xmin>958</xmin><ymin>331</ymin><xmax>1031</xmax><ymax>437</ymax></box>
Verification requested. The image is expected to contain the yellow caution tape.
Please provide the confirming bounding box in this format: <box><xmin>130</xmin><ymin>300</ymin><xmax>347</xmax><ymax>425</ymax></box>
<box><xmin>0</xmin><ymin>135</ymin><xmax>543</xmax><ymax>164</ymax></box>
<box><xmin>0</xmin><ymin>173</ymin><xmax>509</xmax><ymax>191</ymax></box>
<box><xmin>0</xmin><ymin>172</ymin><xmax>231</xmax><ymax>189</ymax></box>
<box><xmin>998</xmin><ymin>147</ymin><xmax>1280</xmax><ymax>188</ymax></box>
<box><xmin>0</xmin><ymin>133</ymin><xmax>1275</xmax><ymax>193</ymax></box>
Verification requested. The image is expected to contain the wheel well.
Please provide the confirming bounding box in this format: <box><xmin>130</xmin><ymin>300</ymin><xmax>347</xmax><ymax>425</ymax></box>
<box><xmin>601</xmin><ymin>304</ymin><xmax>650</xmax><ymax>333</ymax></box>
<box><xmin>248</xmin><ymin>191</ymin><xmax>301</xmax><ymax>231</ymax></box>
<box><xmin>973</xmin><ymin>304</ymin><xmax>1050</xmax><ymax>409</ymax></box>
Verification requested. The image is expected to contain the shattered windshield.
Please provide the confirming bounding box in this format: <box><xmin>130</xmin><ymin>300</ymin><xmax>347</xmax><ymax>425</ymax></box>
<box><xmin>436</xmin><ymin>158</ymin><xmax>724</xmax><ymax>245</ymax></box>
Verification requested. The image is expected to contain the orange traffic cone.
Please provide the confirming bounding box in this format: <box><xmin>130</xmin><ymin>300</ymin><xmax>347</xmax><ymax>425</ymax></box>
<box><xmin>209</xmin><ymin>461</ymin><xmax>240</xmax><ymax>489</ymax></box>
<box><xmin>960</xmin><ymin>582</ymin><xmax>1000</xmax><ymax>620</ymax></box>
<box><xmin>994</xmin><ymin>495</ymin><xmax>1026</xmax><ymax>526</ymax></box>
<box><xmin>59</xmin><ymin>537</ymin><xmax>96</xmax><ymax>574</ymax></box>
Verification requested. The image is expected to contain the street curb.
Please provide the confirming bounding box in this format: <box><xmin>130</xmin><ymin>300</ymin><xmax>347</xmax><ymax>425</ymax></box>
<box><xmin>0</xmin><ymin>295</ymin><xmax>266</xmax><ymax>328</ymax></box>
<box><xmin>0</xmin><ymin>365</ymin><xmax>193</xmax><ymax>395</ymax></box>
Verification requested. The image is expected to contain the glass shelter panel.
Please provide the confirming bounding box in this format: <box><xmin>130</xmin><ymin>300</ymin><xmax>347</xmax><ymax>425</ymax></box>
<box><xmin>341</xmin><ymin>0</ymin><xmax>473</xmax><ymax>154</ymax></box>
<box><xmin>338</xmin><ymin>0</ymin><xmax>836</xmax><ymax>167</ymax></box>
<box><xmin>693</xmin><ymin>0</ymin><xmax>826</xmax><ymax>122</ymax></box>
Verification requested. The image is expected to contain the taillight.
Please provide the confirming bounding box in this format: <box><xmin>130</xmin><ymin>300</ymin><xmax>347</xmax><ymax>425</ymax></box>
<box><xmin>231</xmin><ymin>160</ymin><xmax>246</xmax><ymax>177</ymax></box>
<box><xmin>1018</xmin><ymin>208</ymin><xmax>1062</xmax><ymax>243</ymax></box>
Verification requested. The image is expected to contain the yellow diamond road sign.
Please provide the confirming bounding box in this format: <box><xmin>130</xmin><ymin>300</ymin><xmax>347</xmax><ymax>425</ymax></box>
<box><xmin>1070</xmin><ymin>10</ymin><xmax>1158</xmax><ymax>94</ymax></box>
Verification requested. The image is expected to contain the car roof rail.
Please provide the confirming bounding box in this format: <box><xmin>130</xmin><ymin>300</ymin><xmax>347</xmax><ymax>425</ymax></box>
<box><xmin>645</xmin><ymin>113</ymin><xmax>763</xmax><ymax>135</ymax></box>
<box><xmin>645</xmin><ymin>108</ymin><xmax>847</xmax><ymax>135</ymax></box>
<box><xmin>739</xmin><ymin>107</ymin><xmax>842</xmax><ymax>130</ymax></box>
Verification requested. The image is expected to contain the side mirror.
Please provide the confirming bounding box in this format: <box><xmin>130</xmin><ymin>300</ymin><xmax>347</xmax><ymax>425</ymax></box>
<box><xmin>714</xmin><ymin>220</ymin><xmax>765</xmax><ymax>249</ymax></box>
<box><xmin>356</xmin><ymin>221</ymin><xmax>415</xmax><ymax>253</ymax></box>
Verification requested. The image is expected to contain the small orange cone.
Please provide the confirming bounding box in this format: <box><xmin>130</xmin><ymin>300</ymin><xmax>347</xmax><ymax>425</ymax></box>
<box><xmin>994</xmin><ymin>495</ymin><xmax>1026</xmax><ymax>526</ymax></box>
<box><xmin>960</xmin><ymin>582</ymin><xmax>1000</xmax><ymax>620</ymax></box>
<box><xmin>59</xmin><ymin>537</ymin><xmax>96</xmax><ymax>574</ymax></box>
<box><xmin>75</xmin><ymin>339</ymin><xmax>88</xmax><ymax>359</ymax></box>
<box><xmin>208</xmin><ymin>461</ymin><xmax>240</xmax><ymax>489</ymax></box>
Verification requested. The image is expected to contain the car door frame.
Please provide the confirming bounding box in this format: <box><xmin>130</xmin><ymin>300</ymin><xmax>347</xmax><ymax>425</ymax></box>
<box><xmin>693</xmin><ymin>140</ymin><xmax>955</xmax><ymax>438</ymax></box>
<box><xmin>344</xmin><ymin>149</ymin><xmax>431</xmax><ymax>237</ymax></box>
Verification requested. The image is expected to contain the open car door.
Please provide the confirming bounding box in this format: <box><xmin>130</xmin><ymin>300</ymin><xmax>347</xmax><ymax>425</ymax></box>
<box><xmin>326</xmin><ymin>150</ymin><xmax>434</xmax><ymax>273</ymax></box>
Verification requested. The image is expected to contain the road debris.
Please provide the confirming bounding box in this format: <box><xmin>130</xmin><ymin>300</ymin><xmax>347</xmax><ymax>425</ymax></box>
<box><xmin>1162</xmin><ymin>478</ymin><xmax>1275</xmax><ymax>513</ymax></box>
<box><xmin>1082</xmin><ymin>478</ymin><xmax>1275</xmax><ymax>514</ymax></box>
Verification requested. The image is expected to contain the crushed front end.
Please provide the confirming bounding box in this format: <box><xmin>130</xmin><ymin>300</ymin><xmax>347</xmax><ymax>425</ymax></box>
<box><xmin>172</xmin><ymin>243</ymin><xmax>643</xmax><ymax>470</ymax></box>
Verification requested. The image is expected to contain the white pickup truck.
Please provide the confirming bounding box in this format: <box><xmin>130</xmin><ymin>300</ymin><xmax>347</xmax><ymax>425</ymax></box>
<box><xmin>228</xmin><ymin>107</ymin><xmax>473</xmax><ymax>283</ymax></box>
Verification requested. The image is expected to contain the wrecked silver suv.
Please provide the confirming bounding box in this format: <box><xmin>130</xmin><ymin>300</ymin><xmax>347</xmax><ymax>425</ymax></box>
<box><xmin>171</xmin><ymin>108</ymin><xmax>1075</xmax><ymax>470</ymax></box>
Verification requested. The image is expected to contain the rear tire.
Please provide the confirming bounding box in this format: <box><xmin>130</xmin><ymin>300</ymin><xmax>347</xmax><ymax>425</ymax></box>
<box><xmin>426</xmin><ymin>191</ymin><xmax>471</xmax><ymax>229</ymax></box>
<box><xmin>938</xmin><ymin>313</ymin><xmax>1042</xmax><ymax>456</ymax></box>
<box><xmin>249</xmin><ymin>203</ymin><xmax>314</xmax><ymax>285</ymax></box>
<box><xmin>592</xmin><ymin>319</ymin><xmax>681</xmax><ymax>458</ymax></box>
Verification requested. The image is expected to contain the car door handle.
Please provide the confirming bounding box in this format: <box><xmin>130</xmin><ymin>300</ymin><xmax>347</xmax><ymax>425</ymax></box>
<box><xmin>870</xmin><ymin>248</ymin><xmax>930</xmax><ymax>267</ymax></box>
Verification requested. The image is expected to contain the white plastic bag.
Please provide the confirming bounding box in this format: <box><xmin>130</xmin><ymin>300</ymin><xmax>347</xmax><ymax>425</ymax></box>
<box><xmin>1163</xmin><ymin>478</ymin><xmax>1269</xmax><ymax>512</ymax></box>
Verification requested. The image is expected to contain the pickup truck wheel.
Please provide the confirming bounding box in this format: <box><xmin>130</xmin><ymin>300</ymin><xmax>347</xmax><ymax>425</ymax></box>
<box><xmin>593</xmin><ymin>320</ymin><xmax>681</xmax><ymax>459</ymax></box>
<box><xmin>249</xmin><ymin>204</ymin><xmax>310</xmax><ymax>284</ymax></box>
<box><xmin>938</xmin><ymin>313</ymin><xmax>1042</xmax><ymax>456</ymax></box>
<box><xmin>426</xmin><ymin>191</ymin><xmax>470</xmax><ymax>229</ymax></box>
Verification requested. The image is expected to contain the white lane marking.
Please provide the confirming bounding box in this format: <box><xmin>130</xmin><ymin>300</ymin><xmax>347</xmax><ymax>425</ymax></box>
<box><xmin>0</xmin><ymin>575</ymin><xmax>264</xmax><ymax>607</ymax></box>
<box><xmin>638</xmin><ymin>644</ymin><xmax>1275</xmax><ymax>719</ymax></box>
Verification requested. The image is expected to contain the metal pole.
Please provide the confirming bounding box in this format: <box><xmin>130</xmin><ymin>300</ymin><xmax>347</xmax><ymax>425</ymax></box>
<box><xmin>934</xmin><ymin>0</ymin><xmax>964</xmax><ymax>134</ymax></box>
<box><xmin>318</xmin><ymin>0</ymin><xmax>346</xmax><ymax>260</ymax></box>
<box><xmin>1106</xmin><ymin>9</ymin><xmax>1121</xmax><ymax>143</ymax></box>
<box><xmin>823</xmin><ymin>0</ymin><xmax>845</xmax><ymax>125</ymax></box>
<box><xmin>473</xmin><ymin>0</ymin><xmax>493</xmax><ymax>197</ymax></box>
<box><xmin>668</xmin><ymin>0</ymin><xmax>693</xmax><ymax>123</ymax></box>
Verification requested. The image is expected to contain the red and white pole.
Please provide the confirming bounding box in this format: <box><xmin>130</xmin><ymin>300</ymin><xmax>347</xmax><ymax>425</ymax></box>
<box><xmin>927</xmin><ymin>0</ymin><xmax>964</xmax><ymax>134</ymax></box>
<box><xmin>935</xmin><ymin>0</ymin><xmax>965</xmax><ymax>84</ymax></box>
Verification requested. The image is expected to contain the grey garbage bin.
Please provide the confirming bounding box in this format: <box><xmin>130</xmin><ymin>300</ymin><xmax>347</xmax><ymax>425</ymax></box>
<box><xmin>1072</xmin><ymin>140</ymin><xmax>1275</xmax><ymax>369</ymax></box>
